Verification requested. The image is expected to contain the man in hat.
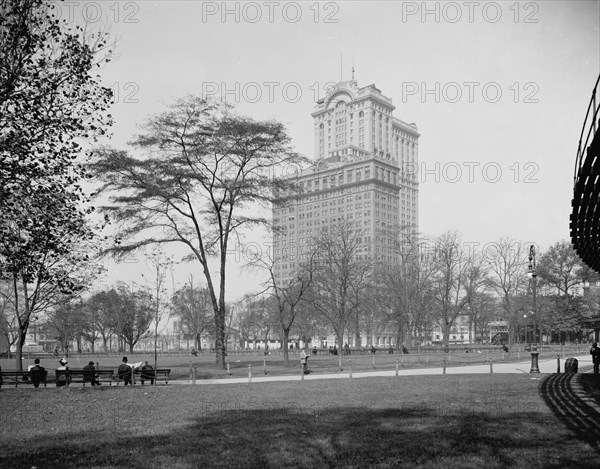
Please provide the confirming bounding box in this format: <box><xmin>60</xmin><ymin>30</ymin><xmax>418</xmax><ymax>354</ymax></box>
<box><xmin>118</xmin><ymin>356</ymin><xmax>132</xmax><ymax>386</ymax></box>
<box><xmin>28</xmin><ymin>358</ymin><xmax>46</xmax><ymax>388</ymax></box>
<box><xmin>56</xmin><ymin>358</ymin><xmax>69</xmax><ymax>387</ymax></box>
<box><xmin>590</xmin><ymin>342</ymin><xmax>600</xmax><ymax>374</ymax></box>
<box><xmin>83</xmin><ymin>361</ymin><xmax>101</xmax><ymax>386</ymax></box>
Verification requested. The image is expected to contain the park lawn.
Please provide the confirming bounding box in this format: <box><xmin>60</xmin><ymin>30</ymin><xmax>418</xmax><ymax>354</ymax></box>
<box><xmin>2</xmin><ymin>349</ymin><xmax>559</xmax><ymax>382</ymax></box>
<box><xmin>1</xmin><ymin>374</ymin><xmax>600</xmax><ymax>468</ymax></box>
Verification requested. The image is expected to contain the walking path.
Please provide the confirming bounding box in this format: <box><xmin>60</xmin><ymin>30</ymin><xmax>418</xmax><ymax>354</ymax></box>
<box><xmin>174</xmin><ymin>354</ymin><xmax>595</xmax><ymax>385</ymax></box>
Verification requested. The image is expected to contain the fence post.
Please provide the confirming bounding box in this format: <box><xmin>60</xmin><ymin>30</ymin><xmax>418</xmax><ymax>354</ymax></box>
<box><xmin>192</xmin><ymin>366</ymin><xmax>196</xmax><ymax>385</ymax></box>
<box><xmin>443</xmin><ymin>357</ymin><xmax>447</xmax><ymax>375</ymax></box>
<box><xmin>517</xmin><ymin>351</ymin><xmax>520</xmax><ymax>360</ymax></box>
<box><xmin>248</xmin><ymin>364</ymin><xmax>252</xmax><ymax>383</ymax></box>
<box><xmin>395</xmin><ymin>359</ymin><xmax>399</xmax><ymax>377</ymax></box>
<box><xmin>189</xmin><ymin>361</ymin><xmax>193</xmax><ymax>381</ymax></box>
<box><xmin>372</xmin><ymin>354</ymin><xmax>375</xmax><ymax>370</ymax></box>
<box><xmin>557</xmin><ymin>355</ymin><xmax>561</xmax><ymax>373</ymax></box>
<box><xmin>263</xmin><ymin>358</ymin><xmax>267</xmax><ymax>375</ymax></box>
<box><xmin>349</xmin><ymin>359</ymin><xmax>352</xmax><ymax>379</ymax></box>
<box><xmin>301</xmin><ymin>360</ymin><xmax>304</xmax><ymax>381</ymax></box>
<box><xmin>227</xmin><ymin>360</ymin><xmax>231</xmax><ymax>376</ymax></box>
<box><xmin>489</xmin><ymin>359</ymin><xmax>493</xmax><ymax>374</ymax></box>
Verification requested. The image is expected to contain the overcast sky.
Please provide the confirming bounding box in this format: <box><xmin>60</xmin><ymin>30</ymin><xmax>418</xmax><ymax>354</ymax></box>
<box><xmin>66</xmin><ymin>0</ymin><xmax>600</xmax><ymax>299</ymax></box>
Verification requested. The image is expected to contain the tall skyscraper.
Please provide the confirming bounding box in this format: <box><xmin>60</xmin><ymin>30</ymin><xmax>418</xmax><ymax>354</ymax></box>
<box><xmin>272</xmin><ymin>79</ymin><xmax>419</xmax><ymax>283</ymax></box>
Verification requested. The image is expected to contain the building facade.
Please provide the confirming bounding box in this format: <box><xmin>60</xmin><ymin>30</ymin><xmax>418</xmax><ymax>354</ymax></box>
<box><xmin>273</xmin><ymin>79</ymin><xmax>420</xmax><ymax>283</ymax></box>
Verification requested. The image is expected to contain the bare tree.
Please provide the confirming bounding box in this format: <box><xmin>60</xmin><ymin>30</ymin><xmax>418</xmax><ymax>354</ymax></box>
<box><xmin>430</xmin><ymin>231</ymin><xmax>470</xmax><ymax>351</ymax></box>
<box><xmin>382</xmin><ymin>233</ymin><xmax>435</xmax><ymax>348</ymax></box>
<box><xmin>246</xmin><ymin>243</ymin><xmax>317</xmax><ymax>365</ymax></box>
<box><xmin>485</xmin><ymin>239</ymin><xmax>529</xmax><ymax>346</ymax></box>
<box><xmin>462</xmin><ymin>251</ymin><xmax>491</xmax><ymax>343</ymax></box>
<box><xmin>89</xmin><ymin>97</ymin><xmax>306</xmax><ymax>368</ymax></box>
<box><xmin>311</xmin><ymin>223</ymin><xmax>372</xmax><ymax>354</ymax></box>
<box><xmin>144</xmin><ymin>247</ymin><xmax>173</xmax><ymax>382</ymax></box>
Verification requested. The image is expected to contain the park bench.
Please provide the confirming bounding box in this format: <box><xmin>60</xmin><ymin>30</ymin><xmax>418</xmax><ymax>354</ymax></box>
<box><xmin>0</xmin><ymin>368</ymin><xmax>48</xmax><ymax>388</ymax></box>
<box><xmin>112</xmin><ymin>367</ymin><xmax>171</xmax><ymax>385</ymax></box>
<box><xmin>55</xmin><ymin>369</ymin><xmax>116</xmax><ymax>386</ymax></box>
<box><xmin>133</xmin><ymin>368</ymin><xmax>171</xmax><ymax>385</ymax></box>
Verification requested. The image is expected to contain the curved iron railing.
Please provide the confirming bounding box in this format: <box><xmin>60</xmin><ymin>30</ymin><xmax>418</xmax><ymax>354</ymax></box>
<box><xmin>574</xmin><ymin>74</ymin><xmax>600</xmax><ymax>184</ymax></box>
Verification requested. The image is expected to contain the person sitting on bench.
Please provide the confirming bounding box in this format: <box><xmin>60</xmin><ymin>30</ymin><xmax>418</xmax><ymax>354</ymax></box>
<box><xmin>56</xmin><ymin>358</ymin><xmax>69</xmax><ymax>387</ymax></box>
<box><xmin>118</xmin><ymin>357</ymin><xmax>132</xmax><ymax>386</ymax></box>
<box><xmin>28</xmin><ymin>358</ymin><xmax>46</xmax><ymax>388</ymax></box>
<box><xmin>140</xmin><ymin>361</ymin><xmax>155</xmax><ymax>385</ymax></box>
<box><xmin>83</xmin><ymin>361</ymin><xmax>101</xmax><ymax>386</ymax></box>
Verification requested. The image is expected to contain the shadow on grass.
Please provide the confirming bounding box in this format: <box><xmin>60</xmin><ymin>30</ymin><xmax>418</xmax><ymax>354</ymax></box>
<box><xmin>3</xmin><ymin>400</ymin><xmax>599</xmax><ymax>468</ymax></box>
<box><xmin>539</xmin><ymin>373</ymin><xmax>600</xmax><ymax>453</ymax></box>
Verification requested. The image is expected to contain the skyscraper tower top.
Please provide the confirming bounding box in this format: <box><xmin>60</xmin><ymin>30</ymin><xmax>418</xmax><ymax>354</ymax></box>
<box><xmin>311</xmin><ymin>80</ymin><xmax>419</xmax><ymax>165</ymax></box>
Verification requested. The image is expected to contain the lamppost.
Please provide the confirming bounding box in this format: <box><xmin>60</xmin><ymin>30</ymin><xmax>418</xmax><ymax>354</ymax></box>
<box><xmin>528</xmin><ymin>245</ymin><xmax>540</xmax><ymax>373</ymax></box>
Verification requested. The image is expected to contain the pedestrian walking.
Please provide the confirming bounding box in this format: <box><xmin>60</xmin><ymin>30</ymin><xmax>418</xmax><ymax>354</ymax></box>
<box><xmin>300</xmin><ymin>349</ymin><xmax>309</xmax><ymax>374</ymax></box>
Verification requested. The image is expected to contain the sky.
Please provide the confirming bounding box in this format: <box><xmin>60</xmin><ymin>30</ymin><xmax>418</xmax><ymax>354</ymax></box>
<box><xmin>59</xmin><ymin>0</ymin><xmax>600</xmax><ymax>300</ymax></box>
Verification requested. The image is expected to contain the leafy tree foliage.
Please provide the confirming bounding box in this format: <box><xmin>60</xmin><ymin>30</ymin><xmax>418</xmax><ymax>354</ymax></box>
<box><xmin>86</xmin><ymin>284</ymin><xmax>153</xmax><ymax>353</ymax></box>
<box><xmin>171</xmin><ymin>278</ymin><xmax>214</xmax><ymax>351</ymax></box>
<box><xmin>235</xmin><ymin>294</ymin><xmax>277</xmax><ymax>348</ymax></box>
<box><xmin>536</xmin><ymin>241</ymin><xmax>600</xmax><ymax>341</ymax></box>
<box><xmin>0</xmin><ymin>0</ymin><xmax>113</xmax><ymax>369</ymax></box>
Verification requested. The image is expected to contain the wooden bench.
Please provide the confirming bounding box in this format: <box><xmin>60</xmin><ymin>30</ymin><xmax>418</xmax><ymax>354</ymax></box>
<box><xmin>133</xmin><ymin>368</ymin><xmax>171</xmax><ymax>385</ymax></box>
<box><xmin>0</xmin><ymin>369</ymin><xmax>48</xmax><ymax>388</ymax></box>
<box><xmin>55</xmin><ymin>369</ymin><xmax>115</xmax><ymax>386</ymax></box>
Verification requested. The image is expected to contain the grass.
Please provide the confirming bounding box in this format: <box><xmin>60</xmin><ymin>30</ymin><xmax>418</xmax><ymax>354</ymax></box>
<box><xmin>2</xmin><ymin>373</ymin><xmax>600</xmax><ymax>468</ymax></box>
<box><xmin>1</xmin><ymin>347</ymin><xmax>583</xmax><ymax>382</ymax></box>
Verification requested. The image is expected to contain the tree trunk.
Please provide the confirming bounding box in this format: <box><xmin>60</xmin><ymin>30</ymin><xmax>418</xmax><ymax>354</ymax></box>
<box><xmin>468</xmin><ymin>317</ymin><xmax>473</xmax><ymax>344</ymax></box>
<box><xmin>154</xmin><ymin>323</ymin><xmax>158</xmax><ymax>386</ymax></box>
<box><xmin>13</xmin><ymin>274</ymin><xmax>25</xmax><ymax>372</ymax></box>
<box><xmin>15</xmin><ymin>331</ymin><xmax>25</xmax><ymax>373</ymax></box>
<box><xmin>282</xmin><ymin>328</ymin><xmax>290</xmax><ymax>366</ymax></box>
<box><xmin>443</xmin><ymin>322</ymin><xmax>451</xmax><ymax>353</ymax></box>
<box><xmin>215</xmin><ymin>304</ymin><xmax>226</xmax><ymax>369</ymax></box>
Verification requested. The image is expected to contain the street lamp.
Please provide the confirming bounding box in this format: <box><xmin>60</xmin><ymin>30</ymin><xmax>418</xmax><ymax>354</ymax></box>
<box><xmin>528</xmin><ymin>245</ymin><xmax>540</xmax><ymax>373</ymax></box>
